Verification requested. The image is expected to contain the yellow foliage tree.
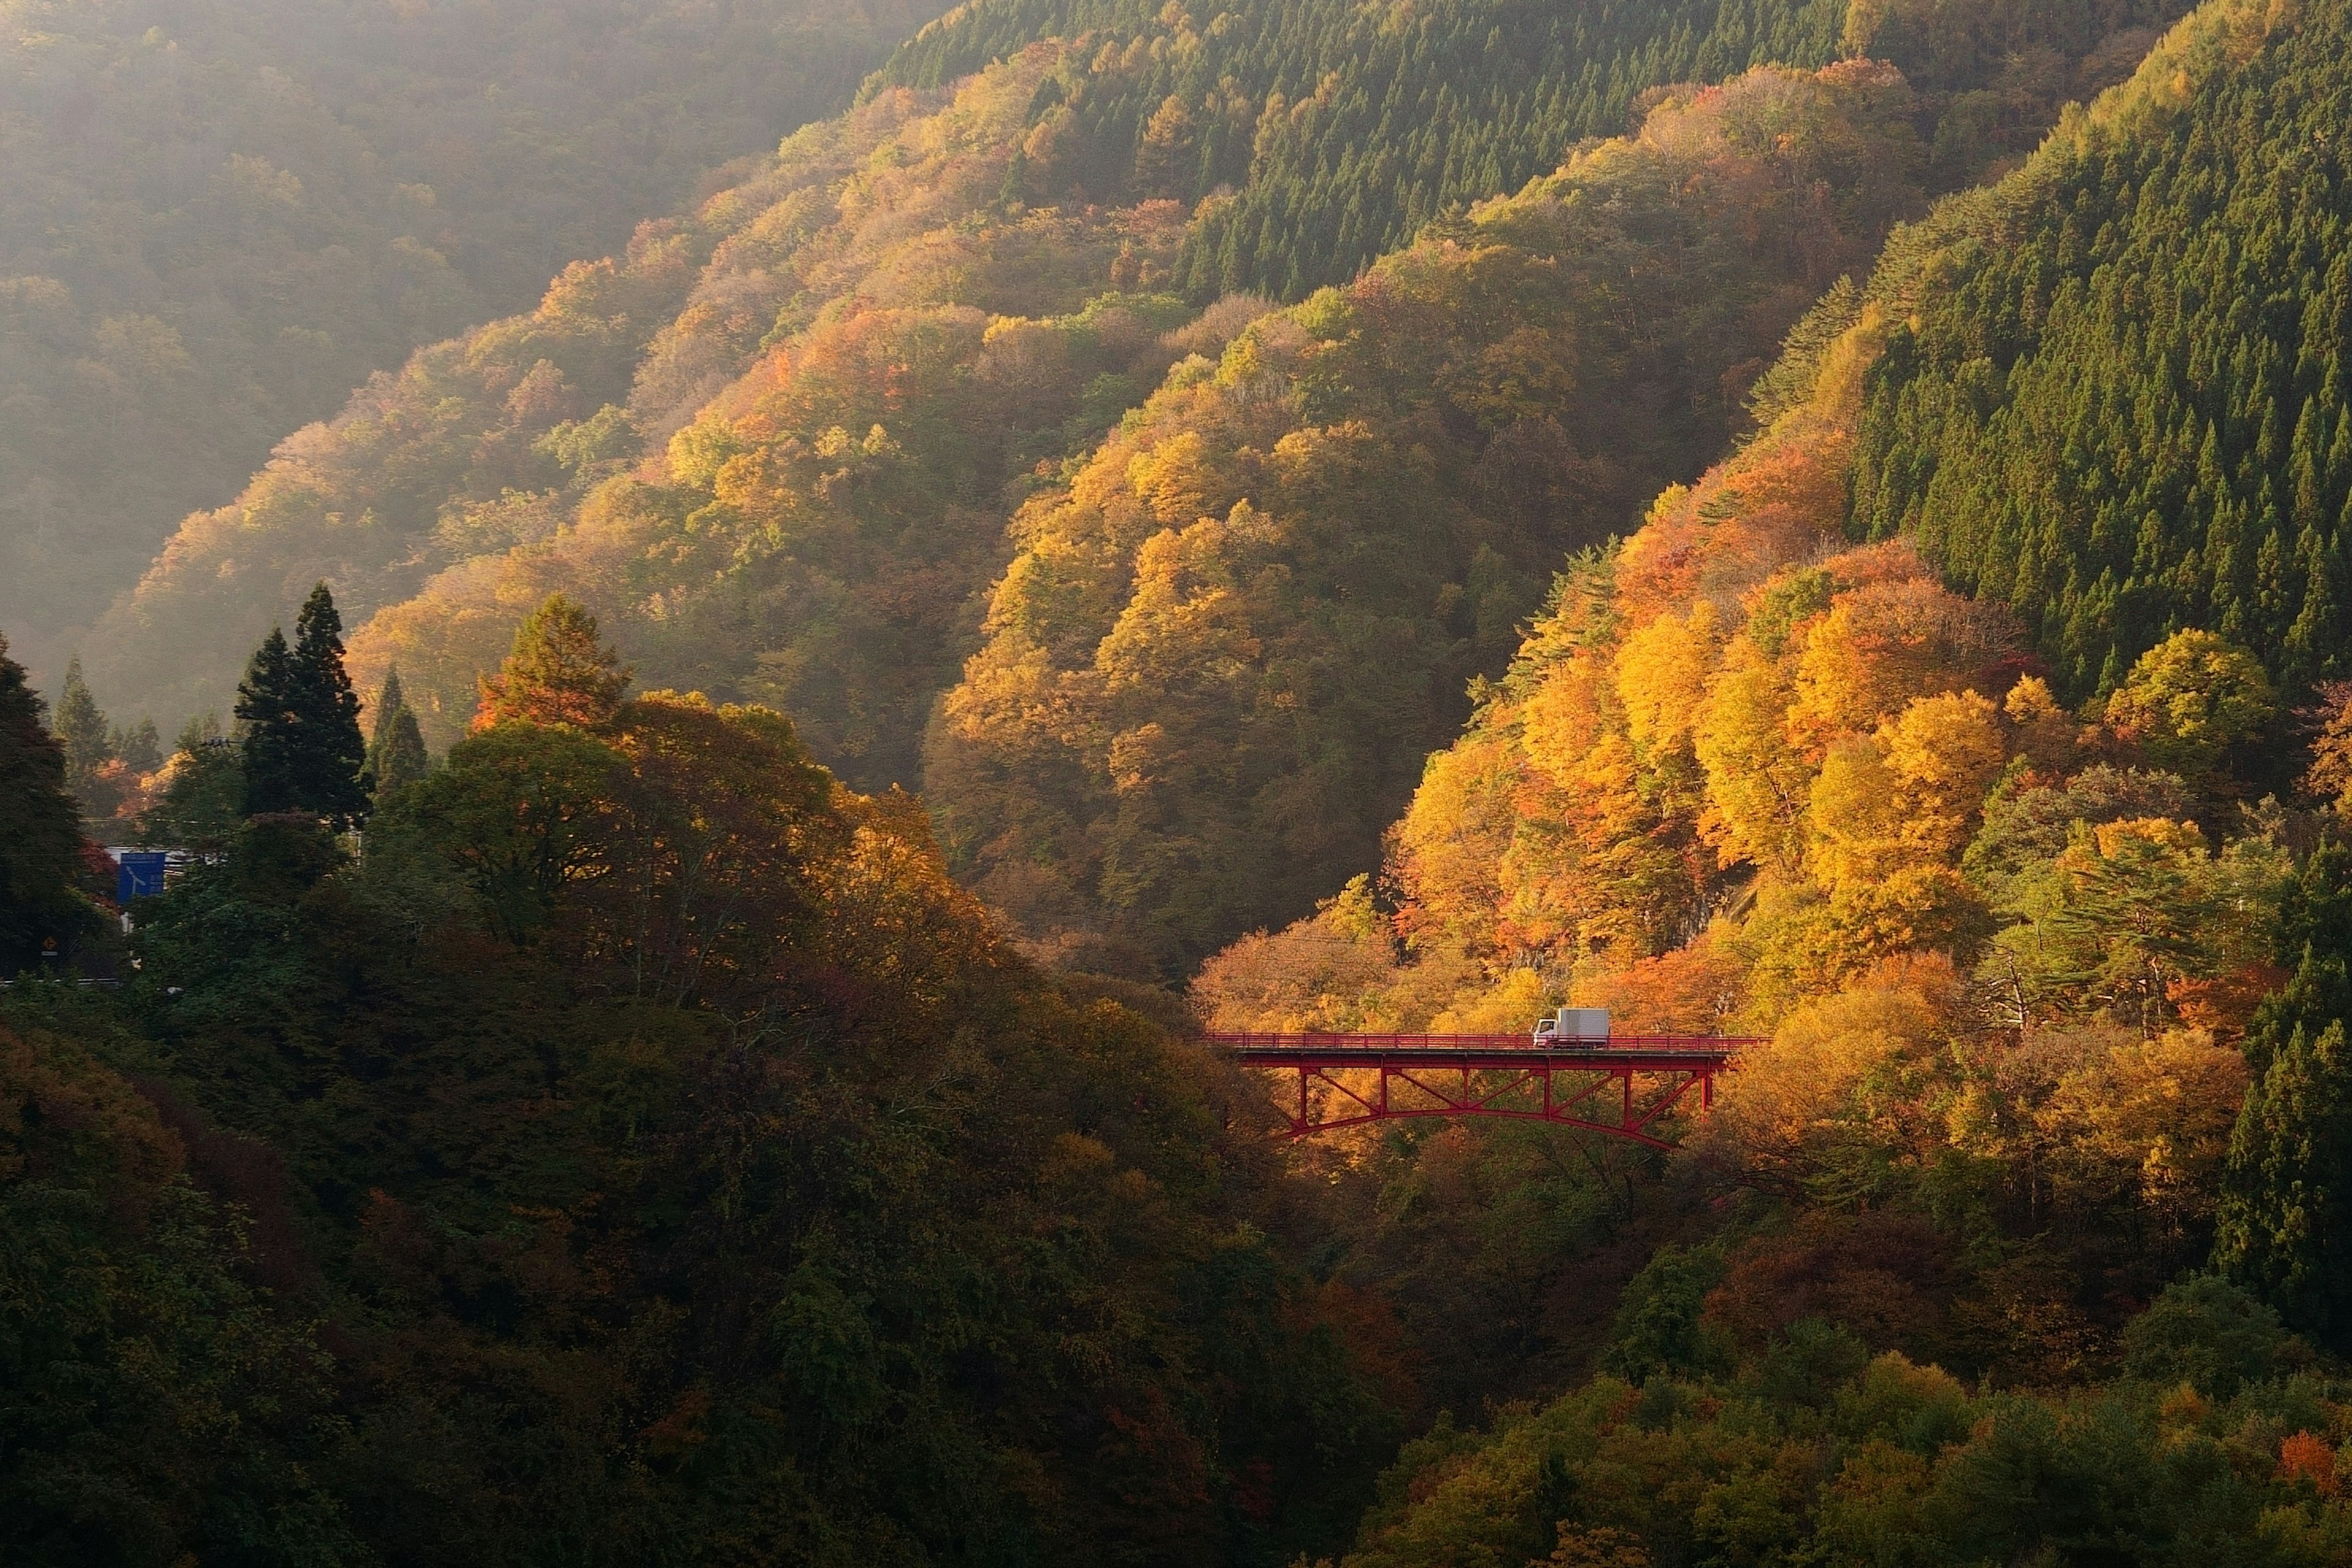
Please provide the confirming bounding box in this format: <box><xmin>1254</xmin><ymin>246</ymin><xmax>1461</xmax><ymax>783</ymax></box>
<box><xmin>2035</xmin><ymin>1028</ymin><xmax>2249</xmax><ymax>1232</ymax></box>
<box><xmin>1615</xmin><ymin>600</ymin><xmax>1721</xmax><ymax>758</ymax></box>
<box><xmin>1703</xmin><ymin>954</ymin><xmax>1958</xmax><ymax>1197</ymax></box>
<box><xmin>1693</xmin><ymin>643</ymin><xmax>1809</xmax><ymax>876</ymax></box>
<box><xmin>2100</xmin><ymin>628</ymin><xmax>2275</xmax><ymax>778</ymax></box>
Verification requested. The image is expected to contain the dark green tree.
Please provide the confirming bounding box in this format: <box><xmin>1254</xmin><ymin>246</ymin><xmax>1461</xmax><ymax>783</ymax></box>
<box><xmin>0</xmin><ymin>633</ymin><xmax>91</xmax><ymax>971</ymax></box>
<box><xmin>50</xmin><ymin>655</ymin><xmax>116</xmax><ymax>818</ymax></box>
<box><xmin>365</xmin><ymin>668</ymin><xmax>431</xmax><ymax>799</ymax></box>
<box><xmin>366</xmin><ymin>667</ymin><xmax>406</xmax><ymax>764</ymax></box>
<box><xmin>0</xmin><ymin>1019</ymin><xmax>361</xmax><ymax>1565</ymax></box>
<box><xmin>235</xmin><ymin>629</ymin><xmax>298</xmax><ymax>813</ymax></box>
<box><xmin>52</xmin><ymin>656</ymin><xmax>110</xmax><ymax>777</ymax></box>
<box><xmin>111</xmin><ymin>717</ymin><xmax>162</xmax><ymax>774</ymax></box>
<box><xmin>236</xmin><ymin>584</ymin><xmax>371</xmax><ymax>826</ymax></box>
<box><xmin>2214</xmin><ymin>842</ymin><xmax>2352</xmax><ymax>1344</ymax></box>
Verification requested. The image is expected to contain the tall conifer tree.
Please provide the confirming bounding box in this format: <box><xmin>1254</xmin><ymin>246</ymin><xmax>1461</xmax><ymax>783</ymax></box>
<box><xmin>0</xmin><ymin>633</ymin><xmax>89</xmax><ymax>969</ymax></box>
<box><xmin>366</xmin><ymin>668</ymin><xmax>431</xmax><ymax>798</ymax></box>
<box><xmin>368</xmin><ymin>667</ymin><xmax>406</xmax><ymax>761</ymax></box>
<box><xmin>238</xmin><ymin>583</ymin><xmax>372</xmax><ymax>825</ymax></box>
<box><xmin>236</xmin><ymin>628</ymin><xmax>298</xmax><ymax>813</ymax></box>
<box><xmin>2214</xmin><ymin>843</ymin><xmax>2352</xmax><ymax>1345</ymax></box>
<box><xmin>51</xmin><ymin>655</ymin><xmax>115</xmax><ymax>813</ymax></box>
<box><xmin>474</xmin><ymin>594</ymin><xmax>629</xmax><ymax>731</ymax></box>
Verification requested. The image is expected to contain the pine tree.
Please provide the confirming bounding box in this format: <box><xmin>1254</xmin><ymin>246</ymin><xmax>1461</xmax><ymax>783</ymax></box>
<box><xmin>51</xmin><ymin>655</ymin><xmax>115</xmax><ymax>810</ymax></box>
<box><xmin>237</xmin><ymin>583</ymin><xmax>372</xmax><ymax>826</ymax></box>
<box><xmin>2214</xmin><ymin>842</ymin><xmax>2352</xmax><ymax>1346</ymax></box>
<box><xmin>113</xmin><ymin>718</ymin><xmax>162</xmax><ymax>774</ymax></box>
<box><xmin>238</xmin><ymin>628</ymin><xmax>300</xmax><ymax>815</ymax></box>
<box><xmin>0</xmin><ymin>633</ymin><xmax>91</xmax><ymax>970</ymax></box>
<box><xmin>374</xmin><ymin>707</ymin><xmax>429</xmax><ymax>798</ymax></box>
<box><xmin>474</xmin><ymin>594</ymin><xmax>630</xmax><ymax>731</ymax></box>
<box><xmin>367</xmin><ymin>668</ymin><xmax>405</xmax><ymax>769</ymax></box>
<box><xmin>366</xmin><ymin>668</ymin><xmax>431</xmax><ymax>799</ymax></box>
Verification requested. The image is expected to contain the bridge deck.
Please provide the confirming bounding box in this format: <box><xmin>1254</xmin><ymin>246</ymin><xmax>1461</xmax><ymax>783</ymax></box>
<box><xmin>1199</xmin><ymin>1032</ymin><xmax>1750</xmax><ymax>1144</ymax></box>
<box><xmin>1205</xmin><ymin>1032</ymin><xmax>1747</xmax><ymax>1067</ymax></box>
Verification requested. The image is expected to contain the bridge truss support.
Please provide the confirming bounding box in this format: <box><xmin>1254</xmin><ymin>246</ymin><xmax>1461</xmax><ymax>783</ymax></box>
<box><xmin>1206</xmin><ymin>1035</ymin><xmax>1744</xmax><ymax>1147</ymax></box>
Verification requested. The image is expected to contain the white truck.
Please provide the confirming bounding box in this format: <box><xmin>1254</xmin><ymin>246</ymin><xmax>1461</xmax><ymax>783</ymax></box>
<box><xmin>1532</xmin><ymin>1007</ymin><xmax>1609</xmax><ymax>1047</ymax></box>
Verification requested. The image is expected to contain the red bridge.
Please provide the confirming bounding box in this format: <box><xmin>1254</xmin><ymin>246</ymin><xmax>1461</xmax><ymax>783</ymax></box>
<box><xmin>1204</xmin><ymin>1034</ymin><xmax>1749</xmax><ymax>1147</ymax></box>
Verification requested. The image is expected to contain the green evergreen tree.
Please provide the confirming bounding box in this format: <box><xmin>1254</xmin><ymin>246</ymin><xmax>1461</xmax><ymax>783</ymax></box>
<box><xmin>366</xmin><ymin>668</ymin><xmax>431</xmax><ymax>799</ymax></box>
<box><xmin>236</xmin><ymin>584</ymin><xmax>371</xmax><ymax>826</ymax></box>
<box><xmin>372</xmin><ymin>709</ymin><xmax>429</xmax><ymax>800</ymax></box>
<box><xmin>112</xmin><ymin>717</ymin><xmax>162</xmax><ymax>774</ymax></box>
<box><xmin>2214</xmin><ymin>842</ymin><xmax>2352</xmax><ymax>1345</ymax></box>
<box><xmin>366</xmin><ymin>667</ymin><xmax>404</xmax><ymax>767</ymax></box>
<box><xmin>51</xmin><ymin>655</ymin><xmax>115</xmax><ymax>812</ymax></box>
<box><xmin>0</xmin><ymin>633</ymin><xmax>91</xmax><ymax>970</ymax></box>
<box><xmin>236</xmin><ymin>628</ymin><xmax>298</xmax><ymax>813</ymax></box>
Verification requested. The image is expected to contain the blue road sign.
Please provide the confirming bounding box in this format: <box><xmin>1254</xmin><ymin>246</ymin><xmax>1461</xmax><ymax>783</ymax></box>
<box><xmin>117</xmin><ymin>851</ymin><xmax>170</xmax><ymax>903</ymax></box>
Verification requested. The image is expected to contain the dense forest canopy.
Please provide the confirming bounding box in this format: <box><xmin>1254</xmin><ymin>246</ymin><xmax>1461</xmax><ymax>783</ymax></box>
<box><xmin>875</xmin><ymin>0</ymin><xmax>1848</xmax><ymax>300</ymax></box>
<box><xmin>923</xmin><ymin>56</ymin><xmax>1946</xmax><ymax>973</ymax></box>
<box><xmin>1178</xmin><ymin>0</ymin><xmax>2352</xmax><ymax>1556</ymax></box>
<box><xmin>871</xmin><ymin>0</ymin><xmax>2187</xmax><ymax>300</ymax></box>
<box><xmin>1</xmin><ymin>0</ymin><xmax>948</xmax><ymax>692</ymax></box>
<box><xmin>1849</xmin><ymin>0</ymin><xmax>2352</xmax><ymax>702</ymax></box>
<box><xmin>23</xmin><ymin>0</ymin><xmax>2352</xmax><ymax>1559</ymax></box>
<box><xmin>85</xmin><ymin>0</ymin><xmax>2188</xmax><ymax>977</ymax></box>
<box><xmin>2</xmin><ymin>608</ymin><xmax>1406</xmax><ymax>1563</ymax></box>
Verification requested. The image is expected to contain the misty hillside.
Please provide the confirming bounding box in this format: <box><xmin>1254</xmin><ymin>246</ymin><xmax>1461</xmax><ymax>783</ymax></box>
<box><xmin>1</xmin><ymin>0</ymin><xmax>944</xmax><ymax>687</ymax></box>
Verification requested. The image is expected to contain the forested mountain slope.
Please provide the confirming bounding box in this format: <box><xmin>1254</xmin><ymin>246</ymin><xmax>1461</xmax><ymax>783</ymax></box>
<box><xmin>915</xmin><ymin>3</ymin><xmax>2195</xmax><ymax>973</ymax></box>
<box><xmin>92</xmin><ymin>53</ymin><xmax>1208</xmax><ymax>773</ymax></box>
<box><xmin>872</xmin><ymin>0</ymin><xmax>2174</xmax><ymax>300</ymax></box>
<box><xmin>1848</xmin><ymin>0</ymin><xmax>2352</xmax><ymax>699</ymax></box>
<box><xmin>1167</xmin><ymin>2</ymin><xmax>2352</xmax><ymax>1556</ymax></box>
<box><xmin>2</xmin><ymin>0</ymin><xmax>942</xmax><ymax>688</ymax></box>
<box><xmin>924</xmin><ymin>59</ymin><xmax>1942</xmax><ymax>973</ymax></box>
<box><xmin>0</xmin><ymin>622</ymin><xmax>1403</xmax><ymax>1564</ymax></box>
<box><xmin>875</xmin><ymin>0</ymin><xmax>1846</xmax><ymax>300</ymax></box>
<box><xmin>83</xmin><ymin>0</ymin><xmax>2179</xmax><ymax>759</ymax></box>
<box><xmin>25</xmin><ymin>0</ymin><xmax>2352</xmax><ymax>1559</ymax></box>
<box><xmin>1200</xmin><ymin>0</ymin><xmax>2322</xmax><ymax>1046</ymax></box>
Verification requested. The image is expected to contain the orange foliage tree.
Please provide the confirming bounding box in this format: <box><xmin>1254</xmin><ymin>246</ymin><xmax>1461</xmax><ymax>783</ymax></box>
<box><xmin>473</xmin><ymin>594</ymin><xmax>631</xmax><ymax>732</ymax></box>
